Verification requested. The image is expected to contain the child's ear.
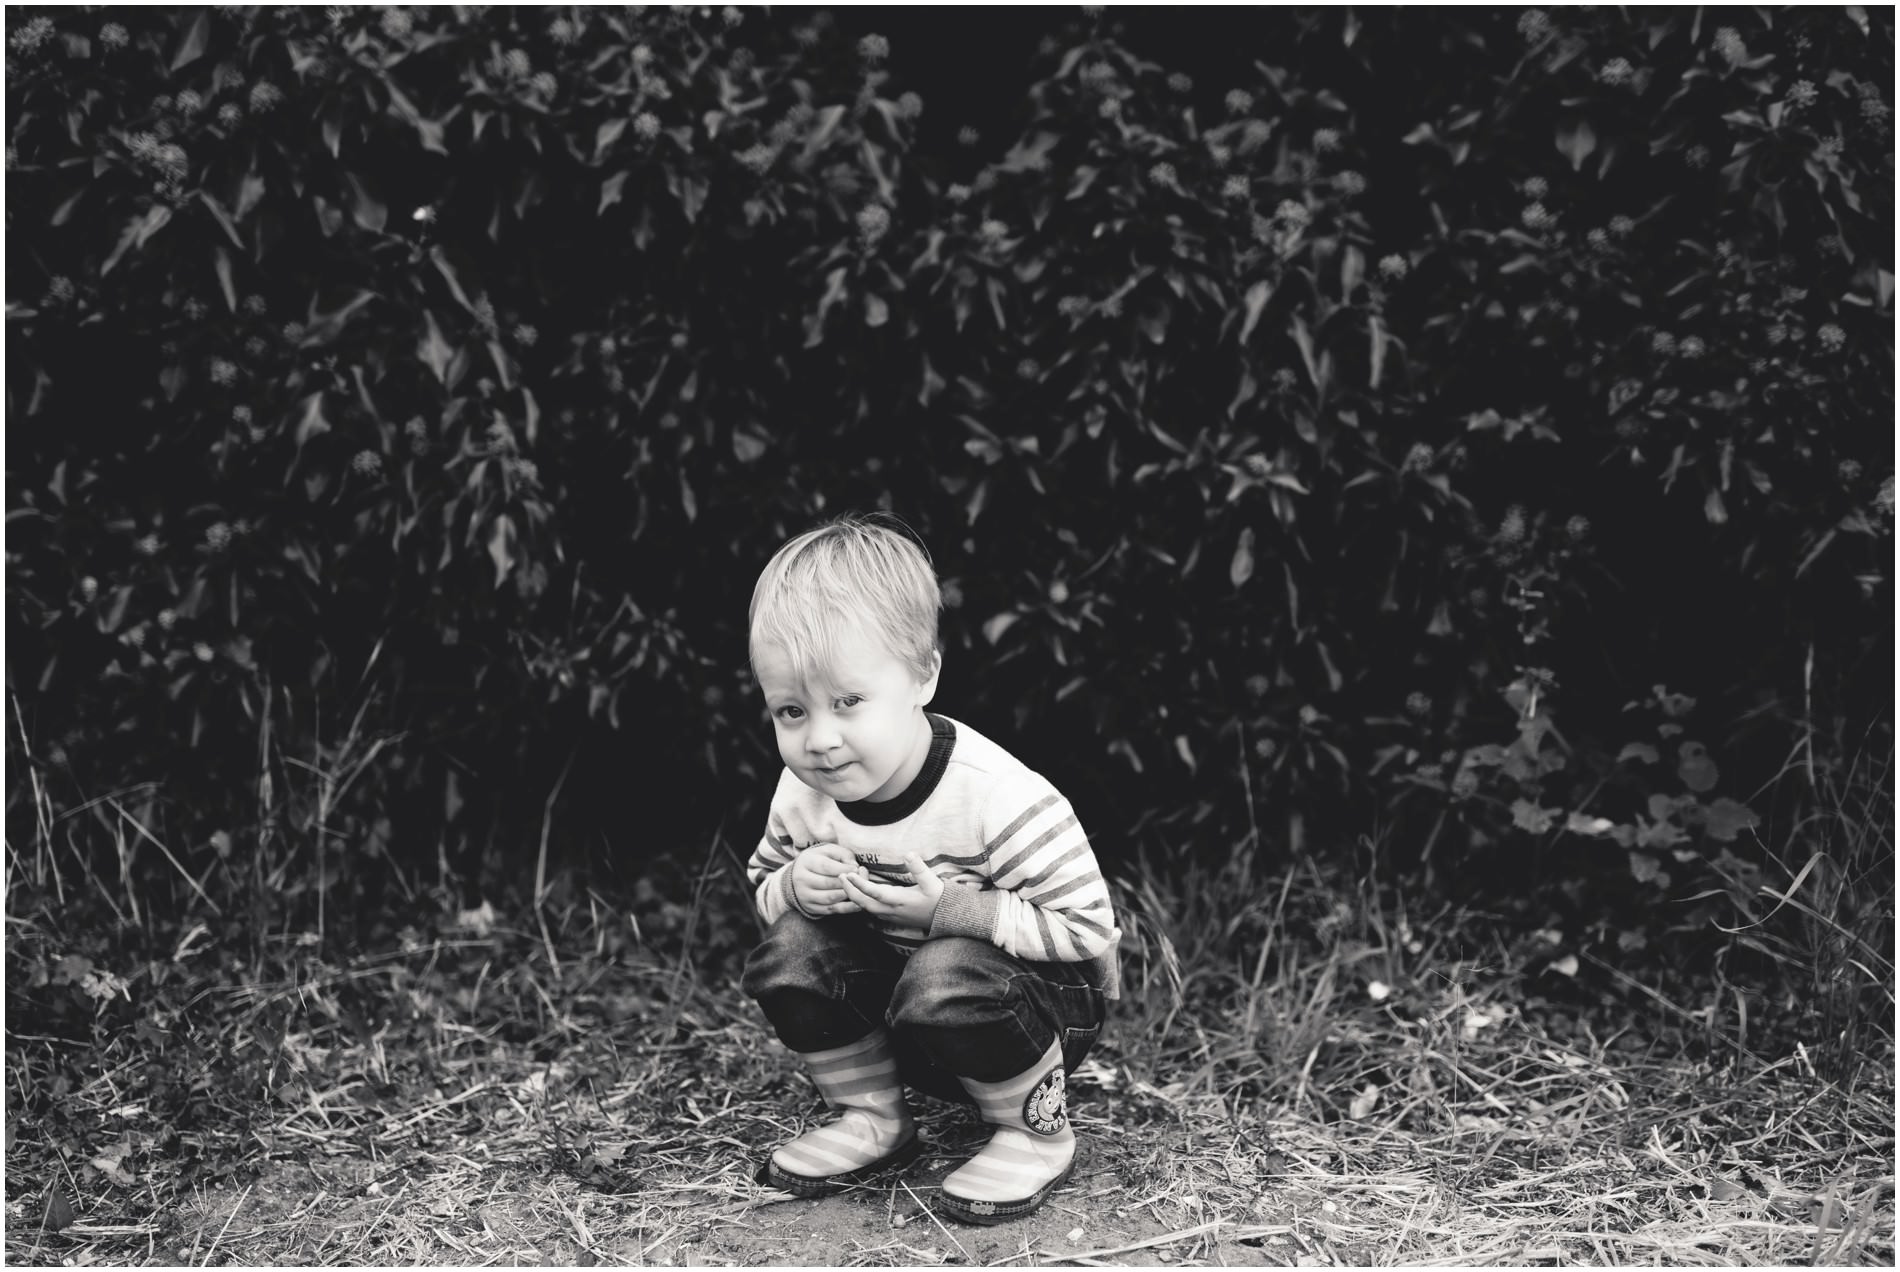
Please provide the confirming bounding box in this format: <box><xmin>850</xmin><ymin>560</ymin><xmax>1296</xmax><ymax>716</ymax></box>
<box><xmin>916</xmin><ymin>650</ymin><xmax>942</xmax><ymax>707</ymax></box>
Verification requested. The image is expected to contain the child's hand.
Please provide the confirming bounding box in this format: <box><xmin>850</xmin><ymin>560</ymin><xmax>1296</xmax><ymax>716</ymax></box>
<box><xmin>839</xmin><ymin>853</ymin><xmax>942</xmax><ymax>929</ymax></box>
<box><xmin>790</xmin><ymin>841</ymin><xmax>863</xmax><ymax>916</ymax></box>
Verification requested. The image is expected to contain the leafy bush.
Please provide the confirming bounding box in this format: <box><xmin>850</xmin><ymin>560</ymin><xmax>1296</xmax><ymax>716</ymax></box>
<box><xmin>5</xmin><ymin>6</ymin><xmax>1891</xmax><ymax>925</ymax></box>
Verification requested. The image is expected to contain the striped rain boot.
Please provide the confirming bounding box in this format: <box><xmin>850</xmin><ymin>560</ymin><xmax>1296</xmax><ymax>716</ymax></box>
<box><xmin>763</xmin><ymin>1029</ymin><xmax>920</xmax><ymax>1197</ymax></box>
<box><xmin>939</xmin><ymin>1038</ymin><xmax>1076</xmax><ymax>1224</ymax></box>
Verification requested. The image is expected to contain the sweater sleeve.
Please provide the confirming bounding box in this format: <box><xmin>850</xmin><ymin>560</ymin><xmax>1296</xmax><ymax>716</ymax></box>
<box><xmin>929</xmin><ymin>775</ymin><xmax>1118</xmax><ymax>964</ymax></box>
<box><xmin>745</xmin><ymin>775</ymin><xmax>810</xmax><ymax>924</ymax></box>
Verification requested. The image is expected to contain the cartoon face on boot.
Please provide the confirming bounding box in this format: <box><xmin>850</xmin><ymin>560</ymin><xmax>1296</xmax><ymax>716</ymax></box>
<box><xmin>1023</xmin><ymin>1067</ymin><xmax>1067</xmax><ymax>1135</ymax></box>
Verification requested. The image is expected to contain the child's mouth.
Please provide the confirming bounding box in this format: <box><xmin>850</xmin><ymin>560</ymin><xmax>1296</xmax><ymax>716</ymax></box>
<box><xmin>816</xmin><ymin>762</ymin><xmax>856</xmax><ymax>778</ymax></box>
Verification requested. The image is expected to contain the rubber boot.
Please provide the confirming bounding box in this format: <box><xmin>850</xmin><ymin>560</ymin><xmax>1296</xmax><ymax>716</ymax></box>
<box><xmin>762</xmin><ymin>1029</ymin><xmax>920</xmax><ymax>1196</ymax></box>
<box><xmin>939</xmin><ymin>1038</ymin><xmax>1075</xmax><ymax>1223</ymax></box>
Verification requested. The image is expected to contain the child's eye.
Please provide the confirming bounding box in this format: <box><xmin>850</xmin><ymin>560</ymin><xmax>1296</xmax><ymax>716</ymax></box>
<box><xmin>836</xmin><ymin>695</ymin><xmax>863</xmax><ymax>709</ymax></box>
<box><xmin>775</xmin><ymin>705</ymin><xmax>804</xmax><ymax>722</ymax></box>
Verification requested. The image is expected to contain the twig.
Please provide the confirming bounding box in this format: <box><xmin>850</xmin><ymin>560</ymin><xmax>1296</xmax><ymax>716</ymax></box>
<box><xmin>900</xmin><ymin>1180</ymin><xmax>971</xmax><ymax>1265</ymax></box>
<box><xmin>11</xmin><ymin>690</ymin><xmax>63</xmax><ymax>903</ymax></box>
<box><xmin>108</xmin><ymin>798</ymin><xmax>222</xmax><ymax>914</ymax></box>
<box><xmin>202</xmin><ymin>1183</ymin><xmax>250</xmax><ymax>1267</ymax></box>
<box><xmin>545</xmin><ymin>1183</ymin><xmax>600</xmax><ymax>1259</ymax></box>
<box><xmin>1049</xmin><ymin>1218</ymin><xmax>1225</xmax><ymax>1262</ymax></box>
<box><xmin>534</xmin><ymin>749</ymin><xmax>576</xmax><ymax>980</ymax></box>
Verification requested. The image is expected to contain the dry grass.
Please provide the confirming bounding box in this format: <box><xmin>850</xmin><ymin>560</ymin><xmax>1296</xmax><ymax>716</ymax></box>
<box><xmin>6</xmin><ymin>848</ymin><xmax>1893</xmax><ymax>1268</ymax></box>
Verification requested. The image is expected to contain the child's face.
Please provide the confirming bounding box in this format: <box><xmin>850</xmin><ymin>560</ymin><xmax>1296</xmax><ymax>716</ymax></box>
<box><xmin>754</xmin><ymin>628</ymin><xmax>939</xmax><ymax>803</ymax></box>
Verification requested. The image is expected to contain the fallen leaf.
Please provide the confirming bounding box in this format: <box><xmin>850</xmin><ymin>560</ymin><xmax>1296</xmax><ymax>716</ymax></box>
<box><xmin>45</xmin><ymin>1187</ymin><xmax>75</xmax><ymax>1233</ymax></box>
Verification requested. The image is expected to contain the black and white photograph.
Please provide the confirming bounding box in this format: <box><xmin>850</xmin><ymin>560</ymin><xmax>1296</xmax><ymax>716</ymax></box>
<box><xmin>5</xmin><ymin>4</ymin><xmax>1894</xmax><ymax>1266</ymax></box>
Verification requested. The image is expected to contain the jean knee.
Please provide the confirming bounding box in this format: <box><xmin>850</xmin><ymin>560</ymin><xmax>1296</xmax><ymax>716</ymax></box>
<box><xmin>887</xmin><ymin>937</ymin><xmax>1006</xmax><ymax>1031</ymax></box>
<box><xmin>740</xmin><ymin>909</ymin><xmax>832</xmax><ymax>1002</ymax></box>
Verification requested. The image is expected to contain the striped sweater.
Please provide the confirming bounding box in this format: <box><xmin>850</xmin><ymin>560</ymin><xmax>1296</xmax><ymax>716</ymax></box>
<box><xmin>746</xmin><ymin>714</ymin><xmax>1121</xmax><ymax>998</ymax></box>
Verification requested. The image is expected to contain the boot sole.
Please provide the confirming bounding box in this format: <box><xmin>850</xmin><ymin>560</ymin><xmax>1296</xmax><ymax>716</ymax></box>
<box><xmin>758</xmin><ymin>1133</ymin><xmax>924</xmax><ymax>1198</ymax></box>
<box><xmin>939</xmin><ymin>1154</ymin><xmax>1077</xmax><ymax>1225</ymax></box>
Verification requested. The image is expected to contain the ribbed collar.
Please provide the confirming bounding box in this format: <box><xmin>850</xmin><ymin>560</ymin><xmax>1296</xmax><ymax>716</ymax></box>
<box><xmin>835</xmin><ymin>713</ymin><xmax>956</xmax><ymax>826</ymax></box>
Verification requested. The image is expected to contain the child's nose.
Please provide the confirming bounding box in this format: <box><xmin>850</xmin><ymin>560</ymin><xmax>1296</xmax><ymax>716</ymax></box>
<box><xmin>805</xmin><ymin>717</ymin><xmax>842</xmax><ymax>752</ymax></box>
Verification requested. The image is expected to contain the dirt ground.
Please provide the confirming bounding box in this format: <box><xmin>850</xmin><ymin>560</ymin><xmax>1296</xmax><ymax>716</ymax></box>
<box><xmin>146</xmin><ymin>1093</ymin><xmax>1300</xmax><ymax>1268</ymax></box>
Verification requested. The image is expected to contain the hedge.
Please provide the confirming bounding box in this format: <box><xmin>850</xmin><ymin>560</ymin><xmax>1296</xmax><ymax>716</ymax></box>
<box><xmin>6</xmin><ymin>5</ymin><xmax>1892</xmax><ymax>921</ymax></box>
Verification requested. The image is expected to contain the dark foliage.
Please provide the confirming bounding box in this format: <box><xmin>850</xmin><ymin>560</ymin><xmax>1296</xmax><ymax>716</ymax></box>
<box><xmin>5</xmin><ymin>6</ymin><xmax>1892</xmax><ymax>922</ymax></box>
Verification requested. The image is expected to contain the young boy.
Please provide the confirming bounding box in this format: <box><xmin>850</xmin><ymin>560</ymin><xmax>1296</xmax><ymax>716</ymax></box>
<box><xmin>741</xmin><ymin>516</ymin><xmax>1120</xmax><ymax>1225</ymax></box>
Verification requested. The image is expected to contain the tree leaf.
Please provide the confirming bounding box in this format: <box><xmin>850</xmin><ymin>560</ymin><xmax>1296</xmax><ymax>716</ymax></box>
<box><xmin>343</xmin><ymin>171</ymin><xmax>386</xmax><ymax>232</ymax></box>
<box><xmin>293</xmin><ymin>392</ymin><xmax>330</xmax><ymax>445</ymax></box>
<box><xmin>100</xmin><ymin>586</ymin><xmax>131</xmax><ymax>634</ymax></box>
<box><xmin>169</xmin><ymin>10</ymin><xmax>209</xmax><ymax>71</ymax></box>
<box><xmin>1704</xmin><ymin>797</ymin><xmax>1758</xmax><ymax>843</ymax></box>
<box><xmin>595</xmin><ymin>117</ymin><xmax>628</xmax><ymax>159</ymax></box>
<box><xmin>487</xmin><ymin>514</ymin><xmax>518</xmax><ymax>585</ymax></box>
<box><xmin>131</xmin><ymin>205</ymin><xmax>172</xmax><ymax>255</ymax></box>
<box><xmin>1340</xmin><ymin>245</ymin><xmax>1364</xmax><ymax>298</ymax></box>
<box><xmin>213</xmin><ymin>246</ymin><xmax>237</xmax><ymax>312</ymax></box>
<box><xmin>1556</xmin><ymin>116</ymin><xmax>1597</xmax><ymax>171</ymax></box>
<box><xmin>982</xmin><ymin>611</ymin><xmax>1019</xmax><ymax>645</ymax></box>
<box><xmin>732</xmin><ymin>430</ymin><xmax>767</xmax><ymax>463</ymax></box>
<box><xmin>384</xmin><ymin>80</ymin><xmax>447</xmax><ymax>154</ymax></box>
<box><xmin>1289</xmin><ymin>314</ymin><xmax>1319</xmax><ymax>388</ymax></box>
<box><xmin>599</xmin><ymin>170</ymin><xmax>629</xmax><ymax>215</ymax></box>
<box><xmin>1628</xmin><ymin>852</ymin><xmax>1667</xmax><ymax>885</ymax></box>
<box><xmin>1511</xmin><ymin>799</ymin><xmax>1557</xmax><ymax>834</ymax></box>
<box><xmin>198</xmin><ymin>190</ymin><xmax>244</xmax><ymax>248</ymax></box>
<box><xmin>50</xmin><ymin>185</ymin><xmax>86</xmax><ymax>227</ymax></box>
<box><xmin>1174</xmin><ymin>734</ymin><xmax>1196</xmax><ymax>773</ymax></box>
<box><xmin>1230</xmin><ymin>526</ymin><xmax>1256</xmax><ymax>587</ymax></box>
<box><xmin>418</xmin><ymin>311</ymin><xmax>453</xmax><ymax>382</ymax></box>
<box><xmin>668</xmin><ymin>171</ymin><xmax>706</xmax><ymax>223</ymax></box>
<box><xmin>1677</xmin><ymin>741</ymin><xmax>1719</xmax><ymax>793</ymax></box>
<box><xmin>429</xmin><ymin>247</ymin><xmax>478</xmax><ymax>314</ymax></box>
<box><xmin>805</xmin><ymin>266</ymin><xmax>849</xmax><ymax>348</ymax></box>
<box><xmin>235</xmin><ymin>171</ymin><xmax>266</xmax><ymax>220</ymax></box>
<box><xmin>1239</xmin><ymin>279</ymin><xmax>1272</xmax><ymax>344</ymax></box>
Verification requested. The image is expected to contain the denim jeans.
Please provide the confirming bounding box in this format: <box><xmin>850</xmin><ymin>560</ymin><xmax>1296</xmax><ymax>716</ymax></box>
<box><xmin>742</xmin><ymin>910</ymin><xmax>1107</xmax><ymax>1100</ymax></box>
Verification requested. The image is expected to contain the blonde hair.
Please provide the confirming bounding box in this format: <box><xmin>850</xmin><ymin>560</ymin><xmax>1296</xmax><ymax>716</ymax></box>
<box><xmin>749</xmin><ymin>515</ymin><xmax>942</xmax><ymax>687</ymax></box>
